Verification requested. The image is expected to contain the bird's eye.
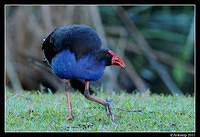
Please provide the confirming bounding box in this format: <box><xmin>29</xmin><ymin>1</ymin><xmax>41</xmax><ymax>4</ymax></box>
<box><xmin>50</xmin><ymin>37</ymin><xmax>55</xmax><ymax>43</ymax></box>
<box><xmin>106</xmin><ymin>53</ymin><xmax>112</xmax><ymax>59</ymax></box>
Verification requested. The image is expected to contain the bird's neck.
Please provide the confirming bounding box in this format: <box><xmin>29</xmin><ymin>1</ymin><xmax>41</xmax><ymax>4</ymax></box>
<box><xmin>90</xmin><ymin>53</ymin><xmax>107</xmax><ymax>67</ymax></box>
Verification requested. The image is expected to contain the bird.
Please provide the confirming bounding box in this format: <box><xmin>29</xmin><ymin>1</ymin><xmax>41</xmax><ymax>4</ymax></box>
<box><xmin>42</xmin><ymin>24</ymin><xmax>125</xmax><ymax>123</ymax></box>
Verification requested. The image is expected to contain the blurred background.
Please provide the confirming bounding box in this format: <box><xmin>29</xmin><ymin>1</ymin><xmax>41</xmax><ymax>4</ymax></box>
<box><xmin>5</xmin><ymin>5</ymin><xmax>195</xmax><ymax>95</ymax></box>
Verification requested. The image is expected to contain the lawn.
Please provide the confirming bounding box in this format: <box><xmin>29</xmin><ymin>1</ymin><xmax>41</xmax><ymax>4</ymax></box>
<box><xmin>5</xmin><ymin>90</ymin><xmax>195</xmax><ymax>132</ymax></box>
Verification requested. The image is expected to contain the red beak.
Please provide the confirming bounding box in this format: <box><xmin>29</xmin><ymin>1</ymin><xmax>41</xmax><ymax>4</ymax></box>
<box><xmin>108</xmin><ymin>50</ymin><xmax>125</xmax><ymax>68</ymax></box>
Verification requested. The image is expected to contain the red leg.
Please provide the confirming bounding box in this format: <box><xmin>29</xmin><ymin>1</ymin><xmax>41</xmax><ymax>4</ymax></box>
<box><xmin>65</xmin><ymin>79</ymin><xmax>73</xmax><ymax>120</ymax></box>
<box><xmin>84</xmin><ymin>81</ymin><xmax>114</xmax><ymax>123</ymax></box>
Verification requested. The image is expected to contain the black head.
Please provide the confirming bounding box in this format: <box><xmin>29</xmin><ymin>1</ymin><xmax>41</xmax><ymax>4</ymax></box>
<box><xmin>95</xmin><ymin>49</ymin><xmax>125</xmax><ymax>67</ymax></box>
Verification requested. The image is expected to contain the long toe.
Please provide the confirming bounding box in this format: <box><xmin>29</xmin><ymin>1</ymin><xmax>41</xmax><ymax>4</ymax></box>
<box><xmin>67</xmin><ymin>115</ymin><xmax>74</xmax><ymax>121</ymax></box>
<box><xmin>110</xmin><ymin>110</ymin><xmax>115</xmax><ymax>122</ymax></box>
<box><xmin>108</xmin><ymin>106</ymin><xmax>115</xmax><ymax>122</ymax></box>
<box><xmin>105</xmin><ymin>104</ymin><xmax>115</xmax><ymax>123</ymax></box>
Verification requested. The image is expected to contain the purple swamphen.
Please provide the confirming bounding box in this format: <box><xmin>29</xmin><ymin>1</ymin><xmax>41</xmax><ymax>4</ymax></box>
<box><xmin>42</xmin><ymin>24</ymin><xmax>125</xmax><ymax>122</ymax></box>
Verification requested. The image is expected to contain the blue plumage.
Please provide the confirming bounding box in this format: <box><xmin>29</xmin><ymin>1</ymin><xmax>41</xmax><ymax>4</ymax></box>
<box><xmin>42</xmin><ymin>24</ymin><xmax>125</xmax><ymax>122</ymax></box>
<box><xmin>42</xmin><ymin>25</ymin><xmax>102</xmax><ymax>64</ymax></box>
<box><xmin>42</xmin><ymin>25</ymin><xmax>114</xmax><ymax>81</ymax></box>
<box><xmin>51</xmin><ymin>49</ymin><xmax>106</xmax><ymax>81</ymax></box>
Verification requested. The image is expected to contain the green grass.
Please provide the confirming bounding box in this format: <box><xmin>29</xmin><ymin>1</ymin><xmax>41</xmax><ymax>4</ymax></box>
<box><xmin>5</xmin><ymin>90</ymin><xmax>195</xmax><ymax>132</ymax></box>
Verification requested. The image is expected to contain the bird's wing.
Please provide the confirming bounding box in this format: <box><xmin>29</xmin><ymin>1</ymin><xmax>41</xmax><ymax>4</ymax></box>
<box><xmin>42</xmin><ymin>25</ymin><xmax>102</xmax><ymax>64</ymax></box>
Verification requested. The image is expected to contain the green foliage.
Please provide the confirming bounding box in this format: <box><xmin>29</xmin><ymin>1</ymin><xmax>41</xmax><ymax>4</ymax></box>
<box><xmin>5</xmin><ymin>91</ymin><xmax>195</xmax><ymax>132</ymax></box>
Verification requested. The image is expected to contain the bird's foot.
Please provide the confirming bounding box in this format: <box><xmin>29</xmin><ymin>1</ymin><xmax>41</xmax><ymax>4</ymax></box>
<box><xmin>105</xmin><ymin>99</ymin><xmax>115</xmax><ymax>123</ymax></box>
<box><xmin>67</xmin><ymin>115</ymin><xmax>74</xmax><ymax>121</ymax></box>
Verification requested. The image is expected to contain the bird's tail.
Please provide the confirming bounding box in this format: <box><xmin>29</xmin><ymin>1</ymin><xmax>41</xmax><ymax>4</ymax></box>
<box><xmin>69</xmin><ymin>79</ymin><xmax>95</xmax><ymax>95</ymax></box>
